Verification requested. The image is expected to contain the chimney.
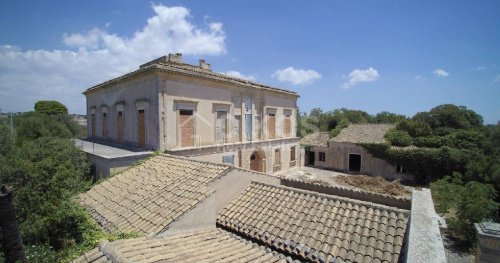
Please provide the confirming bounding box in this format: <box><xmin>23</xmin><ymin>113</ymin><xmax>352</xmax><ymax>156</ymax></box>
<box><xmin>168</xmin><ymin>53</ymin><xmax>182</xmax><ymax>63</ymax></box>
<box><xmin>199</xmin><ymin>59</ymin><xmax>211</xmax><ymax>71</ymax></box>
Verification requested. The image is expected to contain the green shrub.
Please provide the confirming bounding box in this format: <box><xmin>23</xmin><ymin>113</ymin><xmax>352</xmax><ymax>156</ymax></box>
<box><xmin>25</xmin><ymin>244</ymin><xmax>57</xmax><ymax>263</ymax></box>
<box><xmin>34</xmin><ymin>100</ymin><xmax>68</xmax><ymax>115</ymax></box>
<box><xmin>385</xmin><ymin>129</ymin><xmax>413</xmax><ymax>147</ymax></box>
<box><xmin>431</xmin><ymin>176</ymin><xmax>498</xmax><ymax>245</ymax></box>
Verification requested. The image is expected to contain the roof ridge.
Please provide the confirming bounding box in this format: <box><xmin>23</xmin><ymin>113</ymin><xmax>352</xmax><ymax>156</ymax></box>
<box><xmin>250</xmin><ymin>180</ymin><xmax>409</xmax><ymax>213</ymax></box>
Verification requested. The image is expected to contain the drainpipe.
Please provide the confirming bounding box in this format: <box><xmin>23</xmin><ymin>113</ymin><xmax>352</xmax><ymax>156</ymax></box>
<box><xmin>0</xmin><ymin>185</ymin><xmax>26</xmax><ymax>263</ymax></box>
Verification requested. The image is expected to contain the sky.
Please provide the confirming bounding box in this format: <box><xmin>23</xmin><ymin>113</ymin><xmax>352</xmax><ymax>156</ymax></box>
<box><xmin>0</xmin><ymin>0</ymin><xmax>499</xmax><ymax>123</ymax></box>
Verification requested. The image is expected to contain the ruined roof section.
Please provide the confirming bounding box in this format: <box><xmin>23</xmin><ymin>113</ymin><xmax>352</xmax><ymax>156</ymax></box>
<box><xmin>331</xmin><ymin>124</ymin><xmax>395</xmax><ymax>144</ymax></box>
<box><xmin>72</xmin><ymin>228</ymin><xmax>290</xmax><ymax>263</ymax></box>
<box><xmin>77</xmin><ymin>154</ymin><xmax>229</xmax><ymax>235</ymax></box>
<box><xmin>84</xmin><ymin>56</ymin><xmax>298</xmax><ymax>96</ymax></box>
<box><xmin>300</xmin><ymin>132</ymin><xmax>330</xmax><ymax>147</ymax></box>
<box><xmin>217</xmin><ymin>182</ymin><xmax>409</xmax><ymax>263</ymax></box>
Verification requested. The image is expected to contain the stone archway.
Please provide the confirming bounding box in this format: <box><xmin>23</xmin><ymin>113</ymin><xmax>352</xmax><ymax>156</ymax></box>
<box><xmin>250</xmin><ymin>150</ymin><xmax>266</xmax><ymax>173</ymax></box>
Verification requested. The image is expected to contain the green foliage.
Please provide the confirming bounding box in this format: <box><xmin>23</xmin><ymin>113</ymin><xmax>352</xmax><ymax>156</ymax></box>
<box><xmin>385</xmin><ymin>129</ymin><xmax>413</xmax><ymax>147</ymax></box>
<box><xmin>397</xmin><ymin>119</ymin><xmax>432</xmax><ymax>137</ymax></box>
<box><xmin>34</xmin><ymin>100</ymin><xmax>68</xmax><ymax>115</ymax></box>
<box><xmin>25</xmin><ymin>244</ymin><xmax>57</xmax><ymax>263</ymax></box>
<box><xmin>413</xmin><ymin>104</ymin><xmax>483</xmax><ymax>131</ymax></box>
<box><xmin>431</xmin><ymin>176</ymin><xmax>499</xmax><ymax>245</ymax></box>
<box><xmin>14</xmin><ymin>112</ymin><xmax>80</xmax><ymax>140</ymax></box>
<box><xmin>329</xmin><ymin>118</ymin><xmax>350</xmax><ymax>138</ymax></box>
<box><xmin>0</xmin><ymin>137</ymin><xmax>91</xmax><ymax>246</ymax></box>
<box><xmin>373</xmin><ymin>111</ymin><xmax>407</xmax><ymax>124</ymax></box>
<box><xmin>0</xmin><ymin>124</ymin><xmax>14</xmax><ymax>157</ymax></box>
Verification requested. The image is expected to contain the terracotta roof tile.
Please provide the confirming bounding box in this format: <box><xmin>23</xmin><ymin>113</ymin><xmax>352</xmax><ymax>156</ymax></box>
<box><xmin>300</xmin><ymin>132</ymin><xmax>330</xmax><ymax>147</ymax></box>
<box><xmin>77</xmin><ymin>154</ymin><xmax>229</xmax><ymax>235</ymax></box>
<box><xmin>72</xmin><ymin>229</ymin><xmax>288</xmax><ymax>263</ymax></box>
<box><xmin>217</xmin><ymin>182</ymin><xmax>409</xmax><ymax>263</ymax></box>
<box><xmin>331</xmin><ymin>124</ymin><xmax>395</xmax><ymax>144</ymax></box>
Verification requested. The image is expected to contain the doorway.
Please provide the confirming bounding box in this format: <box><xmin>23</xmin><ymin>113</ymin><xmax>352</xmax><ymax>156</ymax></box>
<box><xmin>306</xmin><ymin>150</ymin><xmax>315</xmax><ymax>166</ymax></box>
<box><xmin>250</xmin><ymin>150</ymin><xmax>265</xmax><ymax>172</ymax></box>
<box><xmin>348</xmin><ymin>154</ymin><xmax>361</xmax><ymax>172</ymax></box>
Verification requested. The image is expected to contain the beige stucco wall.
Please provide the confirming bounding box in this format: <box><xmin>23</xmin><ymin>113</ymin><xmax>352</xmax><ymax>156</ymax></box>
<box><xmin>329</xmin><ymin>142</ymin><xmax>398</xmax><ymax>179</ymax></box>
<box><xmin>186</xmin><ymin>140</ymin><xmax>299</xmax><ymax>175</ymax></box>
<box><xmin>86</xmin><ymin>73</ymin><xmax>160</xmax><ymax>150</ymax></box>
<box><xmin>160</xmin><ymin>74</ymin><xmax>297</xmax><ymax>151</ymax></box>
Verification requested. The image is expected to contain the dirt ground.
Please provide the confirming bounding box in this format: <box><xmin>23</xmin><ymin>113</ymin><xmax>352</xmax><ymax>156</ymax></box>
<box><xmin>335</xmin><ymin>174</ymin><xmax>411</xmax><ymax>197</ymax></box>
<box><xmin>280</xmin><ymin>167</ymin><xmax>413</xmax><ymax>197</ymax></box>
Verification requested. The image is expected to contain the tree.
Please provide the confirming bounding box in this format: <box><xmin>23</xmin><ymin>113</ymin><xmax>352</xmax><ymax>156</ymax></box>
<box><xmin>413</xmin><ymin>104</ymin><xmax>483</xmax><ymax>131</ymax></box>
<box><xmin>14</xmin><ymin>112</ymin><xmax>79</xmax><ymax>140</ymax></box>
<box><xmin>373</xmin><ymin>111</ymin><xmax>407</xmax><ymax>124</ymax></box>
<box><xmin>0</xmin><ymin>137</ymin><xmax>91</xmax><ymax>247</ymax></box>
<box><xmin>34</xmin><ymin>101</ymin><xmax>68</xmax><ymax>115</ymax></box>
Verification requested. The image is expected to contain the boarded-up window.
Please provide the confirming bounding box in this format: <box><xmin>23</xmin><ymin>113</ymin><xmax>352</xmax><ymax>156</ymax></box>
<box><xmin>284</xmin><ymin>115</ymin><xmax>291</xmax><ymax>137</ymax></box>
<box><xmin>254</xmin><ymin>115</ymin><xmax>261</xmax><ymax>140</ymax></box>
<box><xmin>137</xmin><ymin>110</ymin><xmax>145</xmax><ymax>147</ymax></box>
<box><xmin>91</xmin><ymin>113</ymin><xmax>96</xmax><ymax>137</ymax></box>
<box><xmin>268</xmin><ymin>113</ymin><xmax>276</xmax><ymax>139</ymax></box>
<box><xmin>291</xmin><ymin>146</ymin><xmax>296</xmax><ymax>161</ymax></box>
<box><xmin>117</xmin><ymin>111</ymin><xmax>124</xmax><ymax>144</ymax></box>
<box><xmin>233</xmin><ymin>115</ymin><xmax>241</xmax><ymax>142</ymax></box>
<box><xmin>179</xmin><ymin>110</ymin><xmax>194</xmax><ymax>147</ymax></box>
<box><xmin>102</xmin><ymin>112</ymin><xmax>108</xmax><ymax>138</ymax></box>
<box><xmin>245</xmin><ymin>114</ymin><xmax>252</xmax><ymax>141</ymax></box>
<box><xmin>274</xmin><ymin>149</ymin><xmax>281</xmax><ymax>172</ymax></box>
<box><xmin>216</xmin><ymin>111</ymin><xmax>227</xmax><ymax>143</ymax></box>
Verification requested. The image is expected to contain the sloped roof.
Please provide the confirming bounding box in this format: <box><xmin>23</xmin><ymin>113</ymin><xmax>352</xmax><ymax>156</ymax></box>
<box><xmin>84</xmin><ymin>59</ymin><xmax>298</xmax><ymax>96</ymax></box>
<box><xmin>72</xmin><ymin>228</ymin><xmax>289</xmax><ymax>263</ymax></box>
<box><xmin>300</xmin><ymin>132</ymin><xmax>330</xmax><ymax>147</ymax></box>
<box><xmin>331</xmin><ymin>124</ymin><xmax>395</xmax><ymax>144</ymax></box>
<box><xmin>77</xmin><ymin>154</ymin><xmax>229</xmax><ymax>235</ymax></box>
<box><xmin>217</xmin><ymin>182</ymin><xmax>409</xmax><ymax>263</ymax></box>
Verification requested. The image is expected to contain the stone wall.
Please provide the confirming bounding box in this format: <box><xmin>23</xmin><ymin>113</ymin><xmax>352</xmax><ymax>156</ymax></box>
<box><xmin>405</xmin><ymin>188</ymin><xmax>447</xmax><ymax>263</ymax></box>
<box><xmin>280</xmin><ymin>178</ymin><xmax>411</xmax><ymax>209</ymax></box>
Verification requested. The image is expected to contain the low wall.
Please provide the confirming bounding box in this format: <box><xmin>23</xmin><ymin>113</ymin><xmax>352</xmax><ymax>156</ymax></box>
<box><xmin>405</xmin><ymin>188</ymin><xmax>447</xmax><ymax>263</ymax></box>
<box><xmin>280</xmin><ymin>178</ymin><xmax>411</xmax><ymax>210</ymax></box>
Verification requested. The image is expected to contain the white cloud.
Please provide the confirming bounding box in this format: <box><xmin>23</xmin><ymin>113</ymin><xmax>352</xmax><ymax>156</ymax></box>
<box><xmin>341</xmin><ymin>67</ymin><xmax>379</xmax><ymax>89</ymax></box>
<box><xmin>225</xmin><ymin>71</ymin><xmax>255</xmax><ymax>81</ymax></box>
<box><xmin>0</xmin><ymin>4</ymin><xmax>226</xmax><ymax>113</ymax></box>
<box><xmin>492</xmin><ymin>74</ymin><xmax>500</xmax><ymax>85</ymax></box>
<box><xmin>433</xmin><ymin>68</ymin><xmax>449</xmax><ymax>77</ymax></box>
<box><xmin>272</xmin><ymin>67</ymin><xmax>321</xmax><ymax>85</ymax></box>
<box><xmin>413</xmin><ymin>75</ymin><xmax>425</xmax><ymax>81</ymax></box>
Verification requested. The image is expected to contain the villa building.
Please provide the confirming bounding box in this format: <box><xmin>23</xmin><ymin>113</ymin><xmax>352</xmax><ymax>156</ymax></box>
<box><xmin>83</xmin><ymin>54</ymin><xmax>300</xmax><ymax>174</ymax></box>
<box><xmin>301</xmin><ymin>124</ymin><xmax>411</xmax><ymax>180</ymax></box>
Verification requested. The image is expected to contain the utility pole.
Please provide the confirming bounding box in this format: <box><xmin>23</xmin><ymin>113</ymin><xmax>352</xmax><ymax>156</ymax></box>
<box><xmin>10</xmin><ymin>112</ymin><xmax>14</xmax><ymax>135</ymax></box>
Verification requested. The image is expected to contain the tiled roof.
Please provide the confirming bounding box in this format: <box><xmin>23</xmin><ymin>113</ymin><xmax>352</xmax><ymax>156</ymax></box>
<box><xmin>72</xmin><ymin>228</ymin><xmax>290</xmax><ymax>263</ymax></box>
<box><xmin>217</xmin><ymin>182</ymin><xmax>409</xmax><ymax>263</ymax></box>
<box><xmin>300</xmin><ymin>132</ymin><xmax>330</xmax><ymax>147</ymax></box>
<box><xmin>331</xmin><ymin>124</ymin><xmax>395</xmax><ymax>144</ymax></box>
<box><xmin>77</xmin><ymin>154</ymin><xmax>229</xmax><ymax>235</ymax></box>
<box><xmin>84</xmin><ymin>60</ymin><xmax>298</xmax><ymax>96</ymax></box>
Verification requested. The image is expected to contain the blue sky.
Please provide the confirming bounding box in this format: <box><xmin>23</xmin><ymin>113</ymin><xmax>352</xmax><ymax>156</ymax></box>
<box><xmin>1</xmin><ymin>0</ymin><xmax>499</xmax><ymax>123</ymax></box>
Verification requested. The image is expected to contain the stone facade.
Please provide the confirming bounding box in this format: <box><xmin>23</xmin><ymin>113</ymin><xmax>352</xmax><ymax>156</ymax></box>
<box><xmin>84</xmin><ymin>54</ymin><xmax>300</xmax><ymax>174</ymax></box>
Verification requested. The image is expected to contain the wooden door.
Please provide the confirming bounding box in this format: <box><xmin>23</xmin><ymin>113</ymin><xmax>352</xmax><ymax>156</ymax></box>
<box><xmin>180</xmin><ymin>110</ymin><xmax>194</xmax><ymax>147</ymax></box>
<box><xmin>137</xmin><ymin>110</ymin><xmax>145</xmax><ymax>147</ymax></box>
<box><xmin>284</xmin><ymin>116</ymin><xmax>291</xmax><ymax>137</ymax></box>
<box><xmin>268</xmin><ymin>114</ymin><xmax>275</xmax><ymax>139</ymax></box>
<box><xmin>117</xmin><ymin>111</ymin><xmax>124</xmax><ymax>144</ymax></box>
<box><xmin>102</xmin><ymin>113</ymin><xmax>108</xmax><ymax>138</ymax></box>
<box><xmin>91</xmin><ymin>114</ymin><xmax>96</xmax><ymax>137</ymax></box>
<box><xmin>250</xmin><ymin>152</ymin><xmax>262</xmax><ymax>172</ymax></box>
